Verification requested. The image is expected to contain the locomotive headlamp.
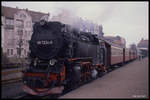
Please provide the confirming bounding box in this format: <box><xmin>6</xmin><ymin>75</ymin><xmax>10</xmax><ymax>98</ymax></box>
<box><xmin>40</xmin><ymin>20</ymin><xmax>46</xmax><ymax>26</ymax></box>
<box><xmin>23</xmin><ymin>81</ymin><xmax>27</xmax><ymax>84</ymax></box>
<box><xmin>34</xmin><ymin>60</ymin><xmax>37</xmax><ymax>66</ymax></box>
<box><xmin>40</xmin><ymin>15</ymin><xmax>48</xmax><ymax>26</ymax></box>
<box><xmin>34</xmin><ymin>58</ymin><xmax>38</xmax><ymax>66</ymax></box>
<box><xmin>49</xmin><ymin>59</ymin><xmax>57</xmax><ymax>66</ymax></box>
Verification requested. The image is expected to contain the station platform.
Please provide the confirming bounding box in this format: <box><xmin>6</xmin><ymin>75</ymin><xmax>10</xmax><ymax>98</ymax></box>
<box><xmin>60</xmin><ymin>57</ymin><xmax>149</xmax><ymax>99</ymax></box>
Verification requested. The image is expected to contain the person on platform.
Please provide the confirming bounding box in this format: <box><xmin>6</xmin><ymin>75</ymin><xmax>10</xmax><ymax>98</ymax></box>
<box><xmin>139</xmin><ymin>54</ymin><xmax>142</xmax><ymax>61</ymax></box>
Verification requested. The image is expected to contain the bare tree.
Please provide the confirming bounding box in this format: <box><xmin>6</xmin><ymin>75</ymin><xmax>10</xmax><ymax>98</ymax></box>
<box><xmin>16</xmin><ymin>29</ymin><xmax>24</xmax><ymax>68</ymax></box>
<box><xmin>130</xmin><ymin>43</ymin><xmax>138</xmax><ymax>55</ymax></box>
<box><xmin>17</xmin><ymin>29</ymin><xmax>23</xmax><ymax>58</ymax></box>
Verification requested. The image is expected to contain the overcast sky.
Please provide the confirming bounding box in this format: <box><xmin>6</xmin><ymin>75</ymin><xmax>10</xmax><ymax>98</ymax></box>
<box><xmin>2</xmin><ymin>1</ymin><xmax>149</xmax><ymax>47</ymax></box>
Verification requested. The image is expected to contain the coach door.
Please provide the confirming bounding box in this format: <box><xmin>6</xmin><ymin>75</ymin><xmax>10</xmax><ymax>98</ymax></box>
<box><xmin>105</xmin><ymin>42</ymin><xmax>111</xmax><ymax>67</ymax></box>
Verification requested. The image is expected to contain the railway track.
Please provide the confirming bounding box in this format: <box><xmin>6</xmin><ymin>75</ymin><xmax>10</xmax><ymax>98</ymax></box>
<box><xmin>13</xmin><ymin>93</ymin><xmax>61</xmax><ymax>99</ymax></box>
<box><xmin>2</xmin><ymin>68</ymin><xmax>23</xmax><ymax>75</ymax></box>
<box><xmin>2</xmin><ymin>78</ymin><xmax>22</xmax><ymax>85</ymax></box>
<box><xmin>2</xmin><ymin>69</ymin><xmax>23</xmax><ymax>85</ymax></box>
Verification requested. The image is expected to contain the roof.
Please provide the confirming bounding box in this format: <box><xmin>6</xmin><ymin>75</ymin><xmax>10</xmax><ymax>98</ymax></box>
<box><xmin>103</xmin><ymin>36</ymin><xmax>126</xmax><ymax>48</ymax></box>
<box><xmin>99</xmin><ymin>37</ymin><xmax>124</xmax><ymax>48</ymax></box>
<box><xmin>2</xmin><ymin>6</ymin><xmax>17</xmax><ymax>18</ymax></box>
<box><xmin>137</xmin><ymin>39</ymin><xmax>148</xmax><ymax>48</ymax></box>
<box><xmin>138</xmin><ymin>48</ymin><xmax>148</xmax><ymax>50</ymax></box>
<box><xmin>1</xmin><ymin>6</ymin><xmax>49</xmax><ymax>22</ymax></box>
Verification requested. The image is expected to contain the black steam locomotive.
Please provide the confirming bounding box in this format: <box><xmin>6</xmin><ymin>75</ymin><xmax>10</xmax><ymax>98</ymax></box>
<box><xmin>22</xmin><ymin>20</ymin><xmax>137</xmax><ymax>96</ymax></box>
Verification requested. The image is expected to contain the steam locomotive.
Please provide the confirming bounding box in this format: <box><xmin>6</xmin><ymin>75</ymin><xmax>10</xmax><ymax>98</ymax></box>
<box><xmin>22</xmin><ymin>20</ymin><xmax>137</xmax><ymax>96</ymax></box>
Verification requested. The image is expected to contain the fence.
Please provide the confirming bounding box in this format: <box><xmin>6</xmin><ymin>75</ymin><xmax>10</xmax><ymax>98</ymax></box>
<box><xmin>2</xmin><ymin>63</ymin><xmax>29</xmax><ymax>70</ymax></box>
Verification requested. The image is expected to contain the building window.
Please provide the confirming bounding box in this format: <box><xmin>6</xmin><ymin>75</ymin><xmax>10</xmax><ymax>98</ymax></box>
<box><xmin>17</xmin><ymin>29</ymin><xmax>23</xmax><ymax>36</ymax></box>
<box><xmin>20</xmin><ymin>13</ymin><xmax>26</xmax><ymax>19</ymax></box>
<box><xmin>16</xmin><ymin>20</ymin><xmax>23</xmax><ymax>28</ymax></box>
<box><xmin>26</xmin><ymin>21</ymin><xmax>31</xmax><ymax>27</ymax></box>
<box><xmin>24</xmin><ymin>49</ymin><xmax>26</xmax><ymax>55</ymax></box>
<box><xmin>11</xmin><ymin>49</ymin><xmax>13</xmax><ymax>55</ymax></box>
<box><xmin>7</xmin><ymin>49</ymin><xmax>13</xmax><ymax>56</ymax></box>
<box><xmin>17</xmin><ymin>48</ymin><xmax>19</xmax><ymax>55</ymax></box>
<box><xmin>16</xmin><ymin>48</ymin><xmax>22</xmax><ymax>56</ymax></box>
<box><xmin>5</xmin><ymin>18</ymin><xmax>14</xmax><ymax>25</ymax></box>
<box><xmin>7</xmin><ymin>29</ymin><xmax>14</xmax><ymax>34</ymax></box>
<box><xmin>25</xmin><ymin>30</ymin><xmax>27</xmax><ymax>34</ymax></box>
<box><xmin>5</xmin><ymin>18</ymin><xmax>14</xmax><ymax>29</ymax></box>
<box><xmin>7</xmin><ymin>49</ymin><xmax>10</xmax><ymax>56</ymax></box>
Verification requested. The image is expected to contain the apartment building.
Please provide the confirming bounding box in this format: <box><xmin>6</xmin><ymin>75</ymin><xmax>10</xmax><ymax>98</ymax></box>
<box><xmin>1</xmin><ymin>6</ymin><xmax>49</xmax><ymax>58</ymax></box>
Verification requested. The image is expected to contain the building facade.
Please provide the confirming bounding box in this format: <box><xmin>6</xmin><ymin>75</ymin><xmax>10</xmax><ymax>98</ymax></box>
<box><xmin>137</xmin><ymin>38</ymin><xmax>148</xmax><ymax>49</ymax></box>
<box><xmin>1</xmin><ymin>6</ymin><xmax>49</xmax><ymax>58</ymax></box>
<box><xmin>137</xmin><ymin>38</ymin><xmax>149</xmax><ymax>57</ymax></box>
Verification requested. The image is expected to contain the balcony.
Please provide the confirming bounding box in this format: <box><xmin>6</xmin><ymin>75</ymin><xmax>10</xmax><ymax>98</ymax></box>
<box><xmin>16</xmin><ymin>25</ymin><xmax>24</xmax><ymax>29</ymax></box>
<box><xmin>5</xmin><ymin>25</ymin><xmax>14</xmax><ymax>29</ymax></box>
